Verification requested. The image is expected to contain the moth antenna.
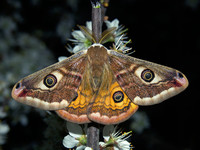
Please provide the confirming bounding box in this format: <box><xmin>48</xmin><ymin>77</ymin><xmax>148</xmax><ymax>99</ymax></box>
<box><xmin>78</xmin><ymin>25</ymin><xmax>96</xmax><ymax>43</ymax></box>
<box><xmin>99</xmin><ymin>27</ymin><xmax>116</xmax><ymax>44</ymax></box>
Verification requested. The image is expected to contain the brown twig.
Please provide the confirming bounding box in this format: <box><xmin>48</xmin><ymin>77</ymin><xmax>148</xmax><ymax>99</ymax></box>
<box><xmin>87</xmin><ymin>123</ymin><xmax>100</xmax><ymax>150</ymax></box>
<box><xmin>91</xmin><ymin>0</ymin><xmax>102</xmax><ymax>43</ymax></box>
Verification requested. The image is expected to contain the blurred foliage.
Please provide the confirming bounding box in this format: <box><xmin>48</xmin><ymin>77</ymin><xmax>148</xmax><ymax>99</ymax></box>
<box><xmin>0</xmin><ymin>0</ymin><xmax>78</xmax><ymax>149</ymax></box>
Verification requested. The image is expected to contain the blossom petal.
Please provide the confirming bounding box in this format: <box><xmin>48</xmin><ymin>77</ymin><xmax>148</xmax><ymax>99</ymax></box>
<box><xmin>67</xmin><ymin>122</ymin><xmax>83</xmax><ymax>138</ymax></box>
<box><xmin>114</xmin><ymin>147</ymin><xmax>119</xmax><ymax>150</ymax></box>
<box><xmin>72</xmin><ymin>30</ymin><xmax>85</xmax><ymax>40</ymax></box>
<box><xmin>86</xmin><ymin>21</ymin><xmax>92</xmax><ymax>31</ymax></box>
<box><xmin>117</xmin><ymin>139</ymin><xmax>130</xmax><ymax>150</ymax></box>
<box><xmin>84</xmin><ymin>147</ymin><xmax>93</xmax><ymax>150</ymax></box>
<box><xmin>58</xmin><ymin>56</ymin><xmax>67</xmax><ymax>62</ymax></box>
<box><xmin>73</xmin><ymin>44</ymin><xmax>86</xmax><ymax>53</ymax></box>
<box><xmin>111</xmin><ymin>19</ymin><xmax>119</xmax><ymax>28</ymax></box>
<box><xmin>63</xmin><ymin>135</ymin><xmax>79</xmax><ymax>148</ymax></box>
<box><xmin>105</xmin><ymin>19</ymin><xmax>119</xmax><ymax>28</ymax></box>
<box><xmin>76</xmin><ymin>145</ymin><xmax>86</xmax><ymax>150</ymax></box>
<box><xmin>99</xmin><ymin>141</ymin><xmax>106</xmax><ymax>148</ymax></box>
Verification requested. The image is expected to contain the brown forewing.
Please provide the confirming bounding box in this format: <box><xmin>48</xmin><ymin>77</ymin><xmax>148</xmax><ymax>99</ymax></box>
<box><xmin>13</xmin><ymin>51</ymin><xmax>88</xmax><ymax>109</ymax></box>
<box><xmin>108</xmin><ymin>50</ymin><xmax>180</xmax><ymax>104</ymax></box>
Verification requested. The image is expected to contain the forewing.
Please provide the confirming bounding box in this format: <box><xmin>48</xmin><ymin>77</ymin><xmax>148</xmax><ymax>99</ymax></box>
<box><xmin>12</xmin><ymin>50</ymin><xmax>88</xmax><ymax>110</ymax></box>
<box><xmin>108</xmin><ymin>50</ymin><xmax>188</xmax><ymax>105</ymax></box>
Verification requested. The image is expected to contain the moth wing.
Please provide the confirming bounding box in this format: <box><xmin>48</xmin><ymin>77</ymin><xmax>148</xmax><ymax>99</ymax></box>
<box><xmin>108</xmin><ymin>50</ymin><xmax>188</xmax><ymax>106</ymax></box>
<box><xmin>12</xmin><ymin>50</ymin><xmax>88</xmax><ymax>110</ymax></box>
<box><xmin>87</xmin><ymin>81</ymin><xmax>138</xmax><ymax>125</ymax></box>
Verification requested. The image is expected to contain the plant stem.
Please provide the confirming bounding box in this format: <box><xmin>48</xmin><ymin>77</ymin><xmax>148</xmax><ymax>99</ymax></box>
<box><xmin>91</xmin><ymin>0</ymin><xmax>102</xmax><ymax>43</ymax></box>
<box><xmin>87</xmin><ymin>123</ymin><xmax>100</xmax><ymax>150</ymax></box>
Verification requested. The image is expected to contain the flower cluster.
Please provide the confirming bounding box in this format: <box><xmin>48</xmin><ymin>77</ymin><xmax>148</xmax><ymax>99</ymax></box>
<box><xmin>104</xmin><ymin>19</ymin><xmax>132</xmax><ymax>54</ymax></box>
<box><xmin>67</xmin><ymin>19</ymin><xmax>132</xmax><ymax>54</ymax></box>
<box><xmin>99</xmin><ymin>125</ymin><xmax>132</xmax><ymax>150</ymax></box>
<box><xmin>67</xmin><ymin>21</ymin><xmax>93</xmax><ymax>53</ymax></box>
<box><xmin>63</xmin><ymin>122</ymin><xmax>132</xmax><ymax>150</ymax></box>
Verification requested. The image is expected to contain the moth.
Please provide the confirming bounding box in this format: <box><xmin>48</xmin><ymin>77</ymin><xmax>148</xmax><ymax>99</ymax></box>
<box><xmin>11</xmin><ymin>41</ymin><xmax>188</xmax><ymax>125</ymax></box>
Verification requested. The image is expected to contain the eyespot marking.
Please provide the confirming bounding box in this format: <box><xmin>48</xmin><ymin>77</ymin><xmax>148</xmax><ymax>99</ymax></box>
<box><xmin>141</xmin><ymin>69</ymin><xmax>155</xmax><ymax>82</ymax></box>
<box><xmin>44</xmin><ymin>74</ymin><xmax>57</xmax><ymax>88</ymax></box>
<box><xmin>113</xmin><ymin>91</ymin><xmax>124</xmax><ymax>103</ymax></box>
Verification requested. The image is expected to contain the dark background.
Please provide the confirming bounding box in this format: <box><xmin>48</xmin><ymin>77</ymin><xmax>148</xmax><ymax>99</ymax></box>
<box><xmin>0</xmin><ymin>0</ymin><xmax>198</xmax><ymax>150</ymax></box>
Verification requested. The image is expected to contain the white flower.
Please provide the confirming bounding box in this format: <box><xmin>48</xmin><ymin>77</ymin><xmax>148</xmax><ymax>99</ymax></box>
<box><xmin>114</xmin><ymin>34</ymin><xmax>132</xmax><ymax>54</ymax></box>
<box><xmin>63</xmin><ymin>122</ymin><xmax>87</xmax><ymax>150</ymax></box>
<box><xmin>105</xmin><ymin>19</ymin><xmax>132</xmax><ymax>54</ymax></box>
<box><xmin>85</xmin><ymin>147</ymin><xmax>93</xmax><ymax>150</ymax></box>
<box><xmin>68</xmin><ymin>21</ymin><xmax>93</xmax><ymax>53</ymax></box>
<box><xmin>104</xmin><ymin>19</ymin><xmax>128</xmax><ymax>39</ymax></box>
<box><xmin>67</xmin><ymin>18</ymin><xmax>132</xmax><ymax>54</ymax></box>
<box><xmin>100</xmin><ymin>125</ymin><xmax>132</xmax><ymax>150</ymax></box>
<box><xmin>104</xmin><ymin>19</ymin><xmax>119</xmax><ymax>29</ymax></box>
